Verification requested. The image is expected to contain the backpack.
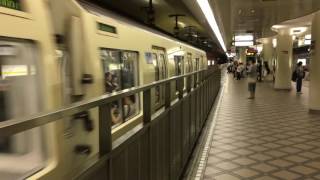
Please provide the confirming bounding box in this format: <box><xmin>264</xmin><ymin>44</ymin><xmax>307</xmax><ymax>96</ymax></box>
<box><xmin>291</xmin><ymin>70</ymin><xmax>297</xmax><ymax>82</ymax></box>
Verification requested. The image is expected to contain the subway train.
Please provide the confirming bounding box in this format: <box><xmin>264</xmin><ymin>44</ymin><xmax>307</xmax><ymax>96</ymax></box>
<box><xmin>0</xmin><ymin>0</ymin><xmax>209</xmax><ymax>179</ymax></box>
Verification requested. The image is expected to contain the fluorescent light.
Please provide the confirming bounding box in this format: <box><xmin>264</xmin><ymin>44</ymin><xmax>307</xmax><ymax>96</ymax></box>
<box><xmin>272</xmin><ymin>38</ymin><xmax>277</xmax><ymax>48</ymax></box>
<box><xmin>235</xmin><ymin>41</ymin><xmax>254</xmax><ymax>47</ymax></box>
<box><xmin>298</xmin><ymin>59</ymin><xmax>306</xmax><ymax>66</ymax></box>
<box><xmin>235</xmin><ymin>35</ymin><xmax>254</xmax><ymax>41</ymax></box>
<box><xmin>197</xmin><ymin>0</ymin><xmax>226</xmax><ymax>51</ymax></box>
<box><xmin>305</xmin><ymin>34</ymin><xmax>311</xmax><ymax>40</ymax></box>
<box><xmin>304</xmin><ymin>39</ymin><xmax>311</xmax><ymax>45</ymax></box>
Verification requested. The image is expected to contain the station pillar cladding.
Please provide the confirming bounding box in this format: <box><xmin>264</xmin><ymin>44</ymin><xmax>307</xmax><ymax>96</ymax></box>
<box><xmin>274</xmin><ymin>28</ymin><xmax>293</xmax><ymax>90</ymax></box>
<box><xmin>310</xmin><ymin>11</ymin><xmax>320</xmax><ymax>112</ymax></box>
<box><xmin>239</xmin><ymin>48</ymin><xmax>246</xmax><ymax>64</ymax></box>
<box><xmin>263</xmin><ymin>38</ymin><xmax>273</xmax><ymax>67</ymax></box>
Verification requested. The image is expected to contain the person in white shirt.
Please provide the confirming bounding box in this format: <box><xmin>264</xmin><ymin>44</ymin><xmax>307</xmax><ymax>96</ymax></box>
<box><xmin>236</xmin><ymin>63</ymin><xmax>244</xmax><ymax>80</ymax></box>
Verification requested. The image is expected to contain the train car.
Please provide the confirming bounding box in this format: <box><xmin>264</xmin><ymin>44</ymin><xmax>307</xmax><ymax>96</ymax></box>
<box><xmin>0</xmin><ymin>0</ymin><xmax>208</xmax><ymax>179</ymax></box>
<box><xmin>0</xmin><ymin>1</ymin><xmax>61</xmax><ymax>180</ymax></box>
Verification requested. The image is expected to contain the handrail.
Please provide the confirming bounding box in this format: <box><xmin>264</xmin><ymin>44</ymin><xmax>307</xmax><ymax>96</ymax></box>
<box><xmin>0</xmin><ymin>69</ymin><xmax>214</xmax><ymax>137</ymax></box>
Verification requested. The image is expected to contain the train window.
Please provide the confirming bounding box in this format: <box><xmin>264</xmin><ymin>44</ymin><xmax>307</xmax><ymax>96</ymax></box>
<box><xmin>195</xmin><ymin>58</ymin><xmax>200</xmax><ymax>84</ymax></box>
<box><xmin>174</xmin><ymin>56</ymin><xmax>184</xmax><ymax>76</ymax></box>
<box><xmin>174</xmin><ymin>56</ymin><xmax>184</xmax><ymax>91</ymax></box>
<box><xmin>101</xmin><ymin>50</ymin><xmax>122</xmax><ymax>93</ymax></box>
<box><xmin>159</xmin><ymin>54</ymin><xmax>167</xmax><ymax>79</ymax></box>
<box><xmin>152</xmin><ymin>53</ymin><xmax>159</xmax><ymax>81</ymax></box>
<box><xmin>100</xmin><ymin>49</ymin><xmax>139</xmax><ymax>127</ymax></box>
<box><xmin>152</xmin><ymin>53</ymin><xmax>160</xmax><ymax>104</ymax></box>
<box><xmin>0</xmin><ymin>39</ymin><xmax>45</xmax><ymax>178</ymax></box>
<box><xmin>187</xmin><ymin>53</ymin><xmax>193</xmax><ymax>73</ymax></box>
<box><xmin>184</xmin><ymin>53</ymin><xmax>192</xmax><ymax>90</ymax></box>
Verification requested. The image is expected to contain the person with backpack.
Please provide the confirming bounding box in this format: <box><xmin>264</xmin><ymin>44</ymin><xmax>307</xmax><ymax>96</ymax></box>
<box><xmin>294</xmin><ymin>62</ymin><xmax>305</xmax><ymax>94</ymax></box>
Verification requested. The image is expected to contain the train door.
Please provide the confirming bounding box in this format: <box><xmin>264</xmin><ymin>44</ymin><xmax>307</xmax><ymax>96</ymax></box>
<box><xmin>0</xmin><ymin>39</ymin><xmax>45</xmax><ymax>178</ymax></box>
<box><xmin>100</xmin><ymin>49</ymin><xmax>139</xmax><ymax>128</ymax></box>
<box><xmin>152</xmin><ymin>47</ymin><xmax>167</xmax><ymax>110</ymax></box>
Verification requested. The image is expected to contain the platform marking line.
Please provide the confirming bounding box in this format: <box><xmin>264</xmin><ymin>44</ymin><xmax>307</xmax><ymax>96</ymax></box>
<box><xmin>194</xmin><ymin>72</ymin><xmax>227</xmax><ymax>180</ymax></box>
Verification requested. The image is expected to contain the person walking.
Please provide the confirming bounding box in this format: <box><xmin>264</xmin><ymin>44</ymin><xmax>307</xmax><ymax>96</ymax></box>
<box><xmin>247</xmin><ymin>61</ymin><xmax>258</xmax><ymax>99</ymax></box>
<box><xmin>295</xmin><ymin>62</ymin><xmax>304</xmax><ymax>94</ymax></box>
<box><xmin>236</xmin><ymin>63</ymin><xmax>244</xmax><ymax>80</ymax></box>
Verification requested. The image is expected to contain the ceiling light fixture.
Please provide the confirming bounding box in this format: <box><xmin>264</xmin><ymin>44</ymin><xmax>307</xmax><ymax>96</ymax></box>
<box><xmin>196</xmin><ymin>0</ymin><xmax>226</xmax><ymax>52</ymax></box>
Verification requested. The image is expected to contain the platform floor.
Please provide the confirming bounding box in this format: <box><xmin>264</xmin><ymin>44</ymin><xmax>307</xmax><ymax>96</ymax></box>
<box><xmin>201</xmin><ymin>74</ymin><xmax>320</xmax><ymax>180</ymax></box>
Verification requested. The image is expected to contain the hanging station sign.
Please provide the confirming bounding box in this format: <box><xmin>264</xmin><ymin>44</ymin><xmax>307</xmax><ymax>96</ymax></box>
<box><xmin>0</xmin><ymin>0</ymin><xmax>22</xmax><ymax>11</ymax></box>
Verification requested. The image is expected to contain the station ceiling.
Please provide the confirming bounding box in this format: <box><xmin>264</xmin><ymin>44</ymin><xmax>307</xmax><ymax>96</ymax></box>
<box><xmin>89</xmin><ymin>0</ymin><xmax>320</xmax><ymax>53</ymax></box>
<box><xmin>89</xmin><ymin>0</ymin><xmax>222</xmax><ymax>54</ymax></box>
<box><xmin>230</xmin><ymin>0</ymin><xmax>320</xmax><ymax>38</ymax></box>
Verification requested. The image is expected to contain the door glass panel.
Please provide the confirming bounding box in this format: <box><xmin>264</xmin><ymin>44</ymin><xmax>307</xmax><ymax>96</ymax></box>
<box><xmin>174</xmin><ymin>56</ymin><xmax>184</xmax><ymax>92</ymax></box>
<box><xmin>184</xmin><ymin>53</ymin><xmax>192</xmax><ymax>90</ymax></box>
<box><xmin>152</xmin><ymin>53</ymin><xmax>160</xmax><ymax>104</ymax></box>
<box><xmin>159</xmin><ymin>54</ymin><xmax>166</xmax><ymax>79</ymax></box>
<box><xmin>0</xmin><ymin>39</ymin><xmax>45</xmax><ymax>179</ymax></box>
<box><xmin>101</xmin><ymin>49</ymin><xmax>122</xmax><ymax>93</ymax></box>
<box><xmin>101</xmin><ymin>49</ymin><xmax>123</xmax><ymax>127</ymax></box>
<box><xmin>195</xmin><ymin>58</ymin><xmax>200</xmax><ymax>84</ymax></box>
<box><xmin>121</xmin><ymin>51</ymin><xmax>139</xmax><ymax>120</ymax></box>
<box><xmin>152</xmin><ymin>53</ymin><xmax>159</xmax><ymax>81</ymax></box>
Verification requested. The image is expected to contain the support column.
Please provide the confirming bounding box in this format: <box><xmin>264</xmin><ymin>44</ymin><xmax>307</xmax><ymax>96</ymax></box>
<box><xmin>239</xmin><ymin>48</ymin><xmax>246</xmax><ymax>64</ymax></box>
<box><xmin>310</xmin><ymin>11</ymin><xmax>320</xmax><ymax>111</ymax></box>
<box><xmin>263</xmin><ymin>38</ymin><xmax>274</xmax><ymax>66</ymax></box>
<box><xmin>274</xmin><ymin>29</ymin><xmax>293</xmax><ymax>90</ymax></box>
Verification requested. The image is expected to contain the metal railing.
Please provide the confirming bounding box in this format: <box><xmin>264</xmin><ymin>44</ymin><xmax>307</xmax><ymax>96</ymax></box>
<box><xmin>0</xmin><ymin>70</ymin><xmax>202</xmax><ymax>136</ymax></box>
<box><xmin>0</xmin><ymin>66</ymin><xmax>221</xmax><ymax>180</ymax></box>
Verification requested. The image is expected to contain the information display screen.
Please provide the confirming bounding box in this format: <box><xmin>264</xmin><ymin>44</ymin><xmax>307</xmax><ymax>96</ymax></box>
<box><xmin>98</xmin><ymin>23</ymin><xmax>117</xmax><ymax>34</ymax></box>
<box><xmin>0</xmin><ymin>0</ymin><xmax>22</xmax><ymax>11</ymax></box>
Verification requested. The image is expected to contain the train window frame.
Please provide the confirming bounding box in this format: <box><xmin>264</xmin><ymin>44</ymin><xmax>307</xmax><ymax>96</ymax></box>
<box><xmin>100</xmin><ymin>48</ymin><xmax>140</xmax><ymax>128</ymax></box>
<box><xmin>0</xmin><ymin>38</ymin><xmax>46</xmax><ymax>179</ymax></box>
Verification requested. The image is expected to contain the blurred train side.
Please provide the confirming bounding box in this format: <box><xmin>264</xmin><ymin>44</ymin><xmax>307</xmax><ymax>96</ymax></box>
<box><xmin>0</xmin><ymin>0</ymin><xmax>208</xmax><ymax>179</ymax></box>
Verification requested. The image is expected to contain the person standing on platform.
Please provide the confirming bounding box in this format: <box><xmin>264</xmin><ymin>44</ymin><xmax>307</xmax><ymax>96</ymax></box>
<box><xmin>247</xmin><ymin>61</ymin><xmax>258</xmax><ymax>99</ymax></box>
<box><xmin>295</xmin><ymin>62</ymin><xmax>304</xmax><ymax>94</ymax></box>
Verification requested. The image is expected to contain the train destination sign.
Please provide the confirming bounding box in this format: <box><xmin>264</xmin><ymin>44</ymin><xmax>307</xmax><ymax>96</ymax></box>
<box><xmin>98</xmin><ymin>23</ymin><xmax>117</xmax><ymax>34</ymax></box>
<box><xmin>0</xmin><ymin>0</ymin><xmax>22</xmax><ymax>11</ymax></box>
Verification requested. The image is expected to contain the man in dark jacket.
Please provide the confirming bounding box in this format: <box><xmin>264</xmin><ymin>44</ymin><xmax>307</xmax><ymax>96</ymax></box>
<box><xmin>295</xmin><ymin>62</ymin><xmax>304</xmax><ymax>94</ymax></box>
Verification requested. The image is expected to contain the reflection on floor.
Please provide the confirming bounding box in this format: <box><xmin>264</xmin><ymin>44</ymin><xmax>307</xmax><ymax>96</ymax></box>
<box><xmin>202</xmin><ymin>74</ymin><xmax>320</xmax><ymax>180</ymax></box>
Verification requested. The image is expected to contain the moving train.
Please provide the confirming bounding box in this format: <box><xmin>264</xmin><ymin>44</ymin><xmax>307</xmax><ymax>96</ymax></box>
<box><xmin>0</xmin><ymin>0</ymin><xmax>208</xmax><ymax>179</ymax></box>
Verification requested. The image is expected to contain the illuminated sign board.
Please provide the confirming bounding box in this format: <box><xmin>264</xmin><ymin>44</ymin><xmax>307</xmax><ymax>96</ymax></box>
<box><xmin>97</xmin><ymin>23</ymin><xmax>117</xmax><ymax>34</ymax></box>
<box><xmin>298</xmin><ymin>59</ymin><xmax>306</xmax><ymax>66</ymax></box>
<box><xmin>235</xmin><ymin>41</ymin><xmax>254</xmax><ymax>47</ymax></box>
<box><xmin>234</xmin><ymin>35</ymin><xmax>254</xmax><ymax>41</ymax></box>
<box><xmin>1</xmin><ymin>65</ymin><xmax>28</xmax><ymax>78</ymax></box>
<box><xmin>0</xmin><ymin>0</ymin><xmax>22</xmax><ymax>11</ymax></box>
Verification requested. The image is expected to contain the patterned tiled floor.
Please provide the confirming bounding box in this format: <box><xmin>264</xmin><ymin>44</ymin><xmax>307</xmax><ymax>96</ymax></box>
<box><xmin>203</xmin><ymin>75</ymin><xmax>320</xmax><ymax>180</ymax></box>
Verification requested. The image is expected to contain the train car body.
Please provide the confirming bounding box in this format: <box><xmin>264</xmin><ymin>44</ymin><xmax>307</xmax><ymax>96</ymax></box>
<box><xmin>0</xmin><ymin>0</ymin><xmax>208</xmax><ymax>179</ymax></box>
<box><xmin>0</xmin><ymin>1</ymin><xmax>61</xmax><ymax>180</ymax></box>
